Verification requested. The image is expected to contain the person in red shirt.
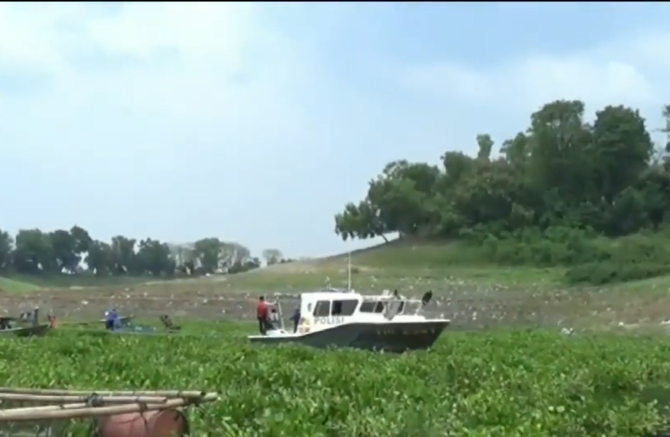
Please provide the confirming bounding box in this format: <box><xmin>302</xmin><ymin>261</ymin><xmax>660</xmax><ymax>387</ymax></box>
<box><xmin>256</xmin><ymin>296</ymin><xmax>269</xmax><ymax>335</ymax></box>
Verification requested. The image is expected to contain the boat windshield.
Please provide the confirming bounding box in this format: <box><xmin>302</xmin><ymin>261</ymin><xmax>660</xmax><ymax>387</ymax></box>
<box><xmin>359</xmin><ymin>301</ymin><xmax>385</xmax><ymax>313</ymax></box>
<box><xmin>332</xmin><ymin>300</ymin><xmax>358</xmax><ymax>316</ymax></box>
<box><xmin>359</xmin><ymin>300</ymin><xmax>410</xmax><ymax>314</ymax></box>
<box><xmin>403</xmin><ymin>300</ymin><xmax>422</xmax><ymax>314</ymax></box>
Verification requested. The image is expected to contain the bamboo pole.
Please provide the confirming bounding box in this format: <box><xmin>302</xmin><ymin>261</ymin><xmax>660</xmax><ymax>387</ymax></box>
<box><xmin>0</xmin><ymin>394</ymin><xmax>171</xmax><ymax>404</ymax></box>
<box><xmin>0</xmin><ymin>388</ymin><xmax>207</xmax><ymax>398</ymax></box>
<box><xmin>0</xmin><ymin>393</ymin><xmax>218</xmax><ymax>422</ymax></box>
<box><xmin>6</xmin><ymin>402</ymin><xmax>97</xmax><ymax>414</ymax></box>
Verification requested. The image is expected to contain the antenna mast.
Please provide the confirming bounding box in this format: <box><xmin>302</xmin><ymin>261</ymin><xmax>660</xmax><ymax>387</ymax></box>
<box><xmin>347</xmin><ymin>251</ymin><xmax>352</xmax><ymax>291</ymax></box>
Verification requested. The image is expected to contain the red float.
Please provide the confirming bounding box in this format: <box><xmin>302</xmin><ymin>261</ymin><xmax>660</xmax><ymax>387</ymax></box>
<box><xmin>96</xmin><ymin>409</ymin><xmax>189</xmax><ymax>437</ymax></box>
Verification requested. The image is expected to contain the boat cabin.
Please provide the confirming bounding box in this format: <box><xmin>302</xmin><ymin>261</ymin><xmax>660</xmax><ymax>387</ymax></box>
<box><xmin>0</xmin><ymin>317</ymin><xmax>16</xmax><ymax>330</ymax></box>
<box><xmin>296</xmin><ymin>289</ymin><xmax>431</xmax><ymax>334</ymax></box>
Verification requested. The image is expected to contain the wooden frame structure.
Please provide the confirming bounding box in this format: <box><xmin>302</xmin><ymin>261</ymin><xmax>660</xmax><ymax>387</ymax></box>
<box><xmin>0</xmin><ymin>387</ymin><xmax>218</xmax><ymax>436</ymax></box>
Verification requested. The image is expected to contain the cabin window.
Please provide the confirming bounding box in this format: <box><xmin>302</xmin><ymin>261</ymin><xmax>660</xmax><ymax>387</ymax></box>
<box><xmin>313</xmin><ymin>300</ymin><xmax>331</xmax><ymax>317</ymax></box>
<box><xmin>397</xmin><ymin>301</ymin><xmax>405</xmax><ymax>314</ymax></box>
<box><xmin>359</xmin><ymin>301</ymin><xmax>385</xmax><ymax>313</ymax></box>
<box><xmin>331</xmin><ymin>299</ymin><xmax>358</xmax><ymax>316</ymax></box>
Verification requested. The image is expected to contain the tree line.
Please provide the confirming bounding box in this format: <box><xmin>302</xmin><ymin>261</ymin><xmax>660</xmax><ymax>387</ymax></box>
<box><xmin>334</xmin><ymin>100</ymin><xmax>670</xmax><ymax>285</ymax></box>
<box><xmin>0</xmin><ymin>226</ymin><xmax>291</xmax><ymax>277</ymax></box>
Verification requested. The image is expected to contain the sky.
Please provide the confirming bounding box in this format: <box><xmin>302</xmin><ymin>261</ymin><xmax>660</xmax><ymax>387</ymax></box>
<box><xmin>2</xmin><ymin>2</ymin><xmax>670</xmax><ymax>259</ymax></box>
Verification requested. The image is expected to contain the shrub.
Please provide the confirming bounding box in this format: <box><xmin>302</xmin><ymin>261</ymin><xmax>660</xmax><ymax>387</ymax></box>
<box><xmin>469</xmin><ymin>226</ymin><xmax>670</xmax><ymax>285</ymax></box>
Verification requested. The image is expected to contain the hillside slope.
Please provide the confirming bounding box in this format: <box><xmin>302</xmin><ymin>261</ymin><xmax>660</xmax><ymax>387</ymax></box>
<box><xmin>225</xmin><ymin>231</ymin><xmax>670</xmax><ymax>293</ymax></box>
<box><xmin>7</xmin><ymin>233</ymin><xmax>670</xmax><ymax>295</ymax></box>
<box><xmin>220</xmin><ymin>238</ymin><xmax>563</xmax><ymax>293</ymax></box>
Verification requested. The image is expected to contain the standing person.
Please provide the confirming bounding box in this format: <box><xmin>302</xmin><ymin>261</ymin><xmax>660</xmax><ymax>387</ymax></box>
<box><xmin>256</xmin><ymin>296</ymin><xmax>269</xmax><ymax>335</ymax></box>
<box><xmin>290</xmin><ymin>308</ymin><xmax>301</xmax><ymax>333</ymax></box>
<box><xmin>105</xmin><ymin>308</ymin><xmax>118</xmax><ymax>331</ymax></box>
<box><xmin>268</xmin><ymin>308</ymin><xmax>280</xmax><ymax>331</ymax></box>
<box><xmin>47</xmin><ymin>313</ymin><xmax>57</xmax><ymax>329</ymax></box>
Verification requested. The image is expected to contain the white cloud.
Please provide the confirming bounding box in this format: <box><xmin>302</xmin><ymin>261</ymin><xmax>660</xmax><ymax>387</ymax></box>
<box><xmin>1</xmin><ymin>3</ymin><xmax>669</xmax><ymax>257</ymax></box>
<box><xmin>0</xmin><ymin>3</ymin><xmax>343</xmax><ymax>253</ymax></box>
<box><xmin>395</xmin><ymin>29</ymin><xmax>670</xmax><ymax>118</ymax></box>
<box><xmin>0</xmin><ymin>3</ymin><xmax>317</xmax><ymax>152</ymax></box>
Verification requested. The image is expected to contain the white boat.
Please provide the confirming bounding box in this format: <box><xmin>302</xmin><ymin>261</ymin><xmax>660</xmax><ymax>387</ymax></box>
<box><xmin>247</xmin><ymin>288</ymin><xmax>450</xmax><ymax>353</ymax></box>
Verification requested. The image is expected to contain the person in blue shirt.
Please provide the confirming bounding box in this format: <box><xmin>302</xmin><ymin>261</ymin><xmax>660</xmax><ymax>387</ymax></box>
<box><xmin>105</xmin><ymin>308</ymin><xmax>119</xmax><ymax>331</ymax></box>
<box><xmin>290</xmin><ymin>308</ymin><xmax>301</xmax><ymax>333</ymax></box>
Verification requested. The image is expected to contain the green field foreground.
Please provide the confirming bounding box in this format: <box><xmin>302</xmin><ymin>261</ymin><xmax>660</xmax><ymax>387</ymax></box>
<box><xmin>5</xmin><ymin>325</ymin><xmax>670</xmax><ymax>437</ymax></box>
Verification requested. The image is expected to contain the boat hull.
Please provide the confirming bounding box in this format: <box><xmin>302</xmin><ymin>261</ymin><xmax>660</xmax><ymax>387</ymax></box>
<box><xmin>248</xmin><ymin>320</ymin><xmax>449</xmax><ymax>353</ymax></box>
<box><xmin>0</xmin><ymin>324</ymin><xmax>51</xmax><ymax>338</ymax></box>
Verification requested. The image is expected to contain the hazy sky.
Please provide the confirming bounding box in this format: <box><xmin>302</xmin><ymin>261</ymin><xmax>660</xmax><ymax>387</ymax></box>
<box><xmin>2</xmin><ymin>3</ymin><xmax>670</xmax><ymax>258</ymax></box>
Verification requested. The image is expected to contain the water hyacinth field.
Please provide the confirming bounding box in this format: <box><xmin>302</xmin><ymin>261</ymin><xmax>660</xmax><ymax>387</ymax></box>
<box><xmin>2</xmin><ymin>326</ymin><xmax>670</xmax><ymax>437</ymax></box>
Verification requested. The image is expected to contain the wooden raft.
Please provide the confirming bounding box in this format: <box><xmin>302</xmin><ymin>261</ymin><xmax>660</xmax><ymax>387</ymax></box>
<box><xmin>0</xmin><ymin>388</ymin><xmax>217</xmax><ymax>422</ymax></box>
<box><xmin>0</xmin><ymin>388</ymin><xmax>218</xmax><ymax>437</ymax></box>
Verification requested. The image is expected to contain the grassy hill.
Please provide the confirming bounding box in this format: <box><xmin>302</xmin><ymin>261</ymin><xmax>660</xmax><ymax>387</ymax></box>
<box><xmin>0</xmin><ymin>276</ymin><xmax>41</xmax><ymax>293</ymax></box>
<box><xmin>5</xmin><ymin>233</ymin><xmax>670</xmax><ymax>295</ymax></box>
<box><xmin>222</xmin><ymin>231</ymin><xmax>670</xmax><ymax>293</ymax></box>
<box><xmin>222</xmin><ymin>239</ymin><xmax>565</xmax><ymax>293</ymax></box>
<box><xmin>0</xmin><ymin>274</ymin><xmax>158</xmax><ymax>294</ymax></box>
<box><xmin>0</xmin><ymin>240</ymin><xmax>550</xmax><ymax>294</ymax></box>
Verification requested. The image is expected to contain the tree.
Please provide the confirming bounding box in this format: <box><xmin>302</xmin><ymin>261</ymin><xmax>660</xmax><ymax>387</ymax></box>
<box><xmin>262</xmin><ymin>249</ymin><xmax>283</xmax><ymax>265</ymax></box>
<box><xmin>110</xmin><ymin>235</ymin><xmax>137</xmax><ymax>274</ymax></box>
<box><xmin>13</xmin><ymin>229</ymin><xmax>54</xmax><ymax>274</ymax></box>
<box><xmin>193</xmin><ymin>238</ymin><xmax>224</xmax><ymax>273</ymax></box>
<box><xmin>334</xmin><ymin>99</ymin><xmax>670</xmax><ymax>246</ymax></box>
<box><xmin>500</xmin><ymin>132</ymin><xmax>529</xmax><ymax>167</ymax></box>
<box><xmin>70</xmin><ymin>225</ymin><xmax>92</xmax><ymax>254</ymax></box>
<box><xmin>136</xmin><ymin>239</ymin><xmax>174</xmax><ymax>276</ymax></box>
<box><xmin>476</xmin><ymin>134</ymin><xmax>494</xmax><ymax>161</ymax></box>
<box><xmin>49</xmin><ymin>229</ymin><xmax>79</xmax><ymax>273</ymax></box>
<box><xmin>334</xmin><ymin>201</ymin><xmax>389</xmax><ymax>242</ymax></box>
<box><xmin>527</xmin><ymin>100</ymin><xmax>593</xmax><ymax>207</ymax></box>
<box><xmin>221</xmin><ymin>242</ymin><xmax>251</xmax><ymax>268</ymax></box>
<box><xmin>169</xmin><ymin>244</ymin><xmax>196</xmax><ymax>274</ymax></box>
<box><xmin>228</xmin><ymin>257</ymin><xmax>261</xmax><ymax>274</ymax></box>
<box><xmin>590</xmin><ymin>105</ymin><xmax>653</xmax><ymax>203</ymax></box>
<box><xmin>0</xmin><ymin>230</ymin><xmax>13</xmax><ymax>271</ymax></box>
<box><xmin>0</xmin><ymin>225</ymin><xmax>258</xmax><ymax>278</ymax></box>
<box><xmin>85</xmin><ymin>240</ymin><xmax>113</xmax><ymax>276</ymax></box>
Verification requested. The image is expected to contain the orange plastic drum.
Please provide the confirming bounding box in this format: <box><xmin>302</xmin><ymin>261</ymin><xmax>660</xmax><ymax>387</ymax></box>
<box><xmin>96</xmin><ymin>409</ymin><xmax>189</xmax><ymax>437</ymax></box>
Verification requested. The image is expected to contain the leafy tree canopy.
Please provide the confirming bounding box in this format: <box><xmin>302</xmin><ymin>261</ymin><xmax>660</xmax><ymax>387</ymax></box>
<box><xmin>334</xmin><ymin>100</ymin><xmax>670</xmax><ymax>285</ymax></box>
<box><xmin>0</xmin><ymin>227</ymin><xmax>268</xmax><ymax>277</ymax></box>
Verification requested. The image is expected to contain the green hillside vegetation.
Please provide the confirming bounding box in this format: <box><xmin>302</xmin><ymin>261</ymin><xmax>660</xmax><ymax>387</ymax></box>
<box><xmin>333</xmin><ymin>99</ymin><xmax>670</xmax><ymax>286</ymax></box>
<box><xmin>0</xmin><ymin>273</ymin><xmax>163</xmax><ymax>293</ymax></box>
<box><xmin>0</xmin><ymin>228</ymin><xmax>290</xmax><ymax>291</ymax></box>
<box><xmin>0</xmin><ymin>276</ymin><xmax>40</xmax><ymax>293</ymax></box>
